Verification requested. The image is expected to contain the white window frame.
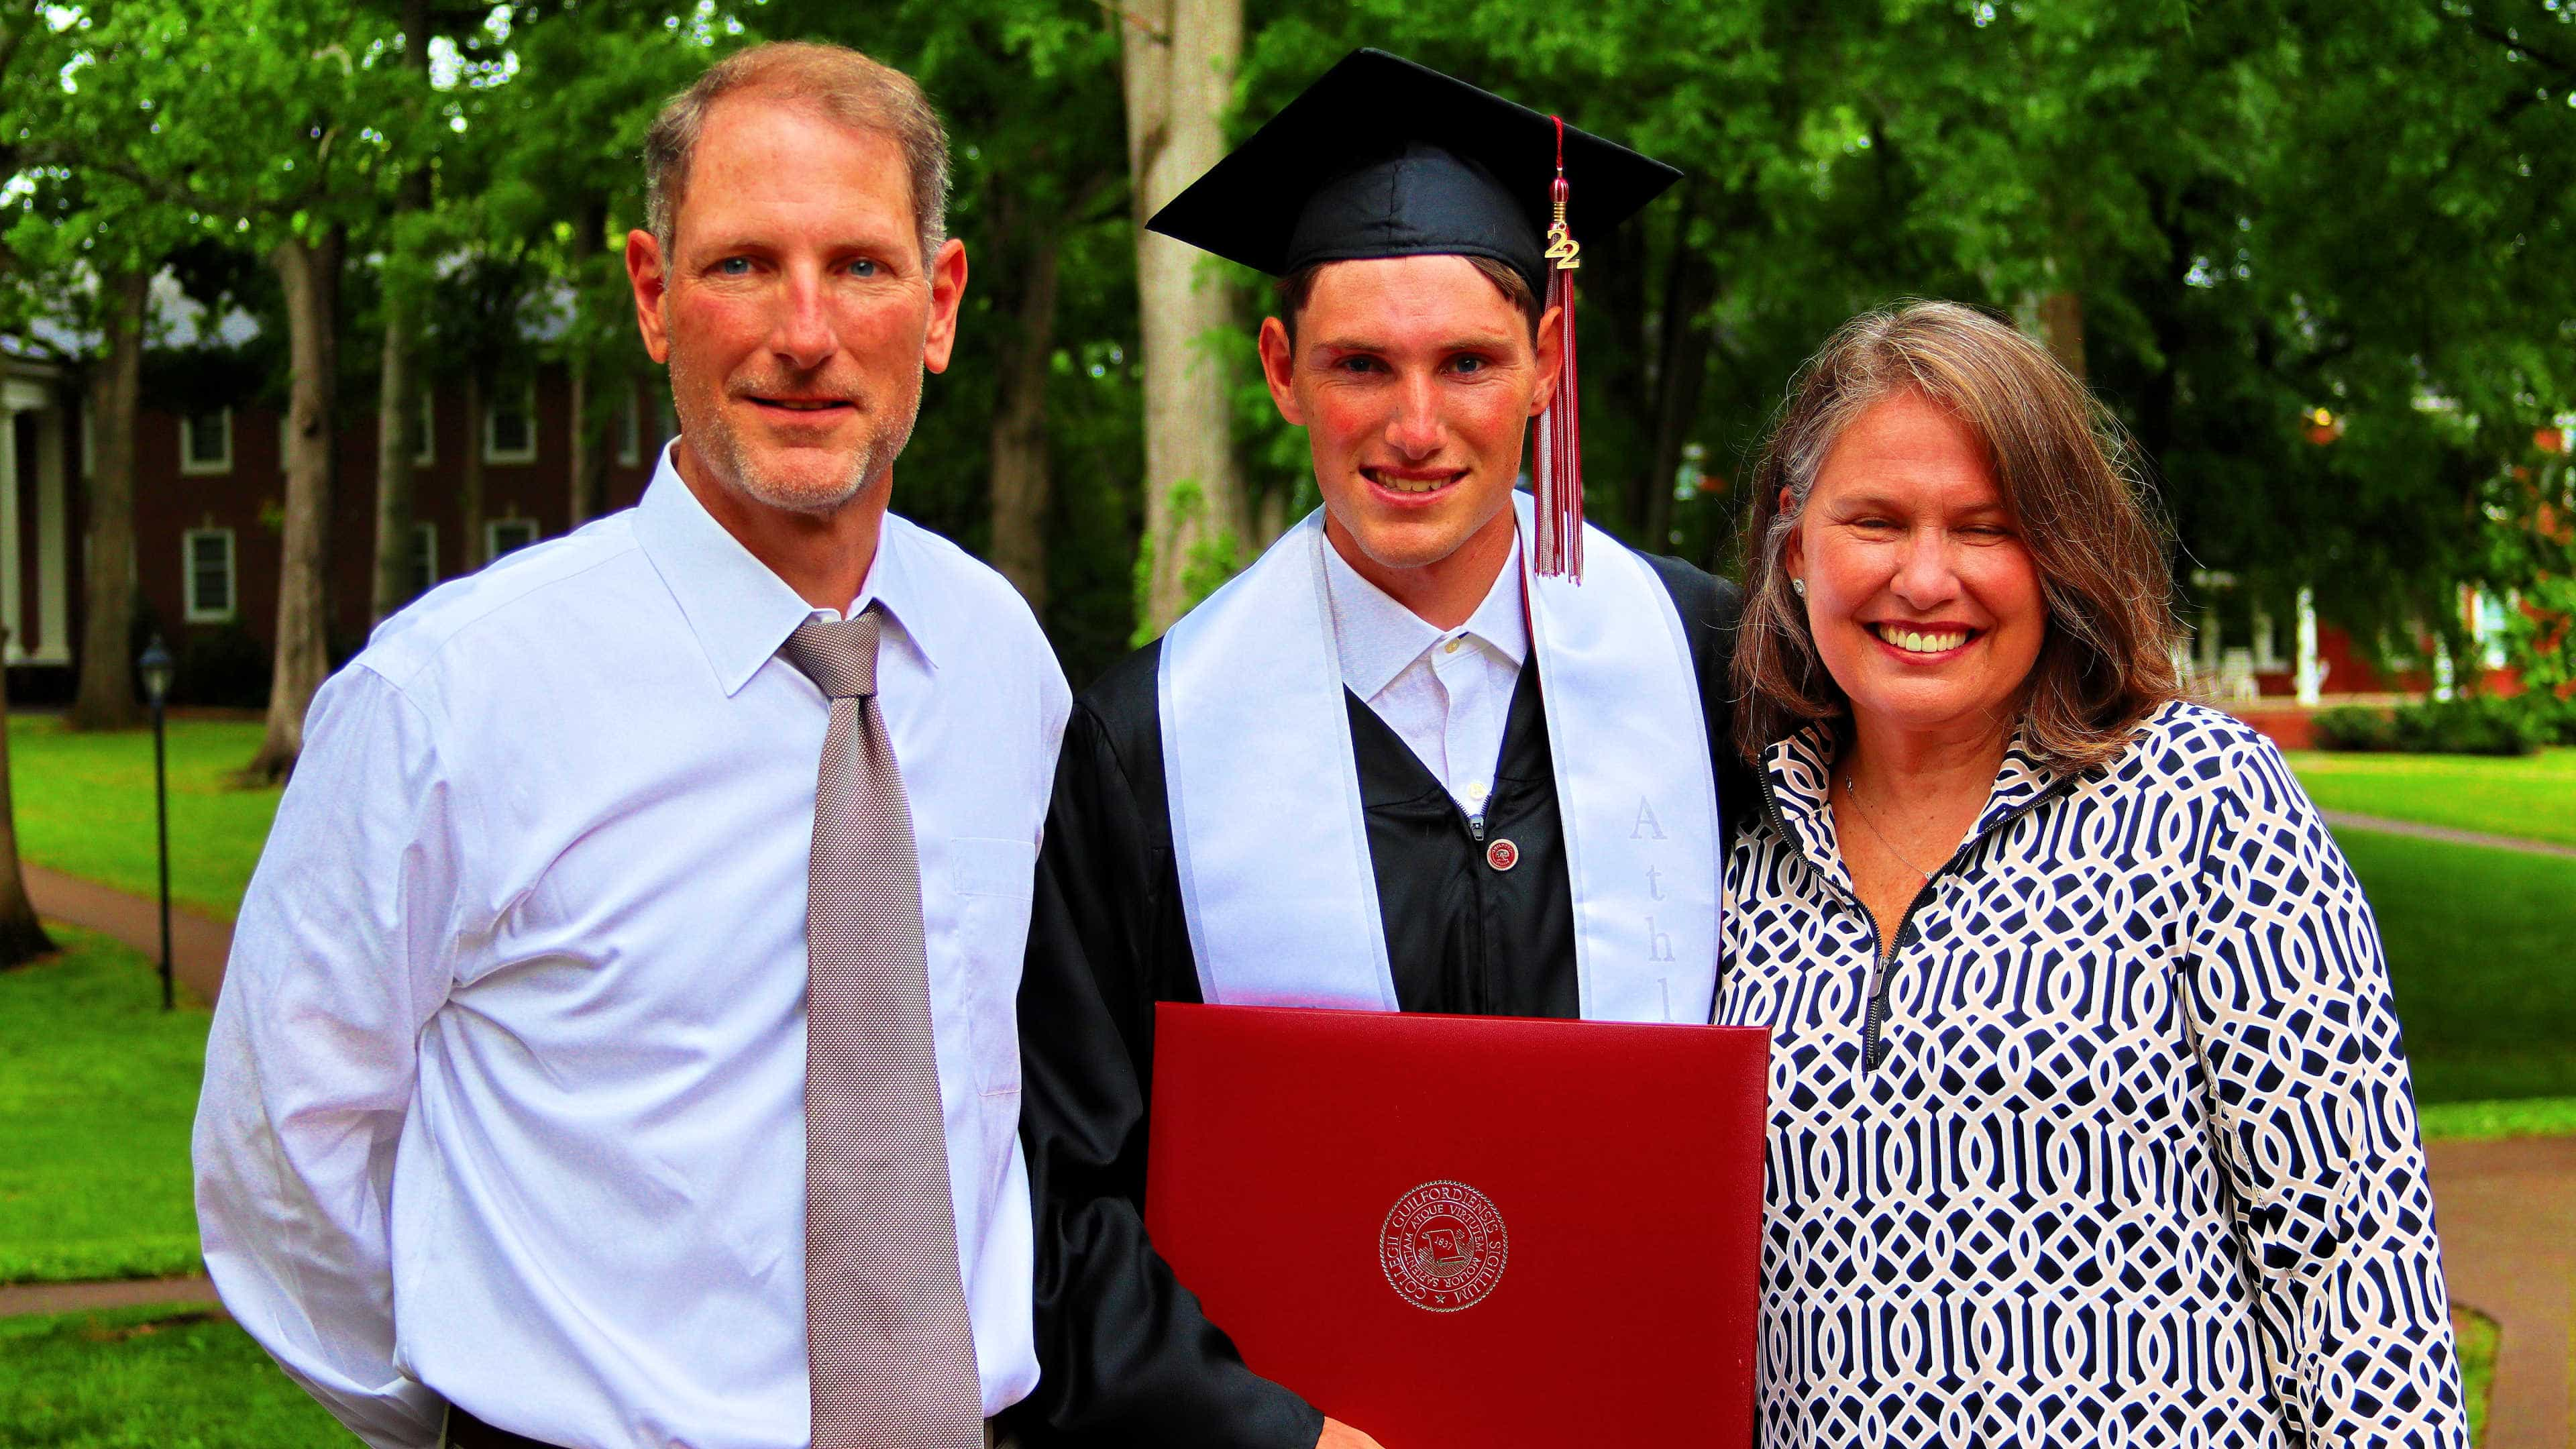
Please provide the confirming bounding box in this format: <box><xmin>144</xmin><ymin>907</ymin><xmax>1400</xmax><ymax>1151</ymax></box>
<box><xmin>484</xmin><ymin>517</ymin><xmax>539</xmax><ymax>561</ymax></box>
<box><xmin>180</xmin><ymin>409</ymin><xmax>233</xmax><ymax>476</ymax></box>
<box><xmin>616</xmin><ymin>386</ymin><xmax>642</xmax><ymax>467</ymax></box>
<box><xmin>484</xmin><ymin>381</ymin><xmax>537</xmax><ymax>464</ymax></box>
<box><xmin>409</xmin><ymin>521</ymin><xmax>439</xmax><ymax>596</ymax></box>
<box><xmin>182</xmin><ymin>527</ymin><xmax>237</xmax><ymax>622</ymax></box>
<box><xmin>2474</xmin><ymin>589</ymin><xmax>2515</xmax><ymax>669</ymax></box>
<box><xmin>415</xmin><ymin>389</ymin><xmax>436</xmax><ymax>466</ymax></box>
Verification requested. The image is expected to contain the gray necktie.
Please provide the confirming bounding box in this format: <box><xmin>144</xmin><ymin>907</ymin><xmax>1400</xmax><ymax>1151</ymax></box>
<box><xmin>781</xmin><ymin>609</ymin><xmax>981</xmax><ymax>1449</ymax></box>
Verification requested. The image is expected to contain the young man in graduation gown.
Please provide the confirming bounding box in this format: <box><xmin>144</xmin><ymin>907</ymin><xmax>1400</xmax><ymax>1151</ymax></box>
<box><xmin>1013</xmin><ymin>50</ymin><xmax>1743</xmax><ymax>1449</ymax></box>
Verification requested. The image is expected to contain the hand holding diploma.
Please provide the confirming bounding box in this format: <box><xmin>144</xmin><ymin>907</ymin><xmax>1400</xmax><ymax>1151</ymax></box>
<box><xmin>1320</xmin><ymin>1418</ymin><xmax>1389</xmax><ymax>1449</ymax></box>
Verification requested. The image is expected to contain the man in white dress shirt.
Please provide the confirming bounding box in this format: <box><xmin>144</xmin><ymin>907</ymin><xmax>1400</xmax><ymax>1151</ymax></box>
<box><xmin>193</xmin><ymin>42</ymin><xmax>1067</xmax><ymax>1449</ymax></box>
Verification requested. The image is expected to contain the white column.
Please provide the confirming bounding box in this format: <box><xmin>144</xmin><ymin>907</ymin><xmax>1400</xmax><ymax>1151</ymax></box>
<box><xmin>2197</xmin><ymin>606</ymin><xmax>2222</xmax><ymax>672</ymax></box>
<box><xmin>2251</xmin><ymin>600</ymin><xmax>2278</xmax><ymax>669</ymax></box>
<box><xmin>0</xmin><ymin>382</ymin><xmax>32</xmax><ymax>665</ymax></box>
<box><xmin>30</xmin><ymin>402</ymin><xmax>66</xmax><ymax>665</ymax></box>
<box><xmin>2432</xmin><ymin>639</ymin><xmax>2456</xmax><ymax>701</ymax></box>
<box><xmin>2294</xmin><ymin>586</ymin><xmax>2322</xmax><ymax>707</ymax></box>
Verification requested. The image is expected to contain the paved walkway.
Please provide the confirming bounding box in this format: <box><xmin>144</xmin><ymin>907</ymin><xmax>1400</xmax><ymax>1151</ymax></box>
<box><xmin>2324</xmin><ymin>810</ymin><xmax>2576</xmax><ymax>860</ymax></box>
<box><xmin>2429</xmin><ymin>1136</ymin><xmax>2576</xmax><ymax>1448</ymax></box>
<box><xmin>0</xmin><ymin>1275</ymin><xmax>221</xmax><ymax>1318</ymax></box>
<box><xmin>25</xmin><ymin>863</ymin><xmax>231</xmax><ymax>1004</ymax></box>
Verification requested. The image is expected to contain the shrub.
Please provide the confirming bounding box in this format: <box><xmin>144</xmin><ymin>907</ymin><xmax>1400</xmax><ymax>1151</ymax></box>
<box><xmin>177</xmin><ymin>625</ymin><xmax>273</xmax><ymax>710</ymax></box>
<box><xmin>2533</xmin><ymin>692</ymin><xmax>2576</xmax><ymax>747</ymax></box>
<box><xmin>2314</xmin><ymin>705</ymin><xmax>2398</xmax><ymax>752</ymax></box>
<box><xmin>2389</xmin><ymin>696</ymin><xmax>2548</xmax><ymax>756</ymax></box>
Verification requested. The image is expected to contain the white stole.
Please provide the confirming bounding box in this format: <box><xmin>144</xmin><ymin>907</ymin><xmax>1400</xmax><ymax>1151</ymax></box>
<box><xmin>1157</xmin><ymin>494</ymin><xmax>1719</xmax><ymax>1022</ymax></box>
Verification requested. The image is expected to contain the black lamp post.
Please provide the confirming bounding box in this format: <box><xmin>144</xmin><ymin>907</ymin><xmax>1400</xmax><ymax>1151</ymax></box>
<box><xmin>138</xmin><ymin>636</ymin><xmax>175</xmax><ymax>1011</ymax></box>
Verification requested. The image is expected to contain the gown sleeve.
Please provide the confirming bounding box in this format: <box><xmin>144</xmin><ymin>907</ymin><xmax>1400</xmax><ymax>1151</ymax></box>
<box><xmin>1016</xmin><ymin>699</ymin><xmax>1328</xmax><ymax>1449</ymax></box>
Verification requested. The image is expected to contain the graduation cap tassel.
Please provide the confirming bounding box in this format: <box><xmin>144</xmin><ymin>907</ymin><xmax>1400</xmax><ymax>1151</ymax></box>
<box><xmin>1536</xmin><ymin>117</ymin><xmax>1585</xmax><ymax>581</ymax></box>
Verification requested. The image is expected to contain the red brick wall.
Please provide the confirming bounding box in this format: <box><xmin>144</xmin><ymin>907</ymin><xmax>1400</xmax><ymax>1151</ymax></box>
<box><xmin>126</xmin><ymin>364</ymin><xmax>667</xmax><ymax>667</ymax></box>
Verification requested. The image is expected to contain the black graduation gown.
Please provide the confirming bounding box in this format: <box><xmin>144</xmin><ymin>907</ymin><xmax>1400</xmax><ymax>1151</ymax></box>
<box><xmin>1011</xmin><ymin>556</ymin><xmax>1744</xmax><ymax>1448</ymax></box>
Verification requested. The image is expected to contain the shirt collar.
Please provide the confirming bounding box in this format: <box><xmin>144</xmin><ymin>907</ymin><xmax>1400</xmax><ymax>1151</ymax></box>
<box><xmin>1322</xmin><ymin>531</ymin><xmax>1528</xmax><ymax>699</ymax></box>
<box><xmin>631</xmin><ymin>443</ymin><xmax>945</xmax><ymax>696</ymax></box>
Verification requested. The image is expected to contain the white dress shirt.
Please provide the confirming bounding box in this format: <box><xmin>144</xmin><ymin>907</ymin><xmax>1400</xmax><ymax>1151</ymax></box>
<box><xmin>193</xmin><ymin>449</ymin><xmax>1070</xmax><ymax>1449</ymax></box>
<box><xmin>1321</xmin><ymin>532</ymin><xmax>1527</xmax><ymax>816</ymax></box>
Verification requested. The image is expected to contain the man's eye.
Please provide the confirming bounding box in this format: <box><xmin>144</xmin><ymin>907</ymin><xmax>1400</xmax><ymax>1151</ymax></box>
<box><xmin>1450</xmin><ymin>355</ymin><xmax>1488</xmax><ymax>374</ymax></box>
<box><xmin>847</xmin><ymin>259</ymin><xmax>880</xmax><ymax>278</ymax></box>
<box><xmin>716</xmin><ymin>258</ymin><xmax>752</xmax><ymax>276</ymax></box>
<box><xmin>1336</xmin><ymin>356</ymin><xmax>1384</xmax><ymax>374</ymax></box>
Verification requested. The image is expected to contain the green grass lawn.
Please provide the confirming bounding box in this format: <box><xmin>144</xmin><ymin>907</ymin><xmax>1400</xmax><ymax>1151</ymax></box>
<box><xmin>2453</xmin><ymin>1307</ymin><xmax>2497</xmax><ymax>1447</ymax></box>
<box><xmin>2288</xmin><ymin>746</ymin><xmax>2576</xmax><ymax>849</ymax></box>
<box><xmin>0</xmin><ymin>928</ymin><xmax>209</xmax><ymax>1284</ymax></box>
<box><xmin>7</xmin><ymin>714</ymin><xmax>281</xmax><ymax>921</ymax></box>
<box><xmin>0</xmin><ymin>1307</ymin><xmax>352</xmax><ymax>1448</ymax></box>
<box><xmin>2339</xmin><ymin>829</ymin><xmax>2576</xmax><ymax>1104</ymax></box>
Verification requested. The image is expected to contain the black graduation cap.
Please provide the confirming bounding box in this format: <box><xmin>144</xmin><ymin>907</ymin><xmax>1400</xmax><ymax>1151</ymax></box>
<box><xmin>1144</xmin><ymin>49</ymin><xmax>1682</xmax><ymax>301</ymax></box>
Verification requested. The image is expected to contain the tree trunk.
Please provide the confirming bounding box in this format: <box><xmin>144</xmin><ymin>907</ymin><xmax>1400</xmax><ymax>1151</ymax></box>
<box><xmin>370</xmin><ymin>0</ymin><xmax>433</xmax><ymax>625</ymax></box>
<box><xmin>2038</xmin><ymin>288</ymin><xmax>2087</xmax><ymax>381</ymax></box>
<box><xmin>460</xmin><ymin>369</ymin><xmax>486</xmax><ymax>569</ymax></box>
<box><xmin>66</xmin><ymin>268</ymin><xmax>148</xmax><ymax>732</ymax></box>
<box><xmin>1122</xmin><ymin>0</ymin><xmax>1248</xmax><ymax>637</ymax></box>
<box><xmin>245</xmin><ymin>229</ymin><xmax>343</xmax><ymax>785</ymax></box>
<box><xmin>1643</xmin><ymin>306</ymin><xmax>1714</xmax><ymax>550</ymax></box>
<box><xmin>372</xmin><ymin>265</ymin><xmax>419</xmax><ymax>623</ymax></box>
<box><xmin>1642</xmin><ymin>193</ymin><xmax>1717</xmax><ymax>554</ymax></box>
<box><xmin>567</xmin><ymin>197</ymin><xmax>610</xmax><ymax>527</ymax></box>
<box><xmin>0</xmin><ymin>625</ymin><xmax>57</xmax><ymax>968</ymax></box>
<box><xmin>988</xmin><ymin>205</ymin><xmax>1063</xmax><ymax>614</ymax></box>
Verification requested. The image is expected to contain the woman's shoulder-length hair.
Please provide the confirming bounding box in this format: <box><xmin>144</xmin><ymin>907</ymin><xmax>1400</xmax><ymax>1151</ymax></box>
<box><xmin>1731</xmin><ymin>300</ymin><xmax>2184</xmax><ymax>771</ymax></box>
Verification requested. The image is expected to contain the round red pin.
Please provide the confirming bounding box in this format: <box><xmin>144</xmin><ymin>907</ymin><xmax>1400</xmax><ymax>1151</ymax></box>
<box><xmin>1485</xmin><ymin>839</ymin><xmax>1519</xmax><ymax>871</ymax></box>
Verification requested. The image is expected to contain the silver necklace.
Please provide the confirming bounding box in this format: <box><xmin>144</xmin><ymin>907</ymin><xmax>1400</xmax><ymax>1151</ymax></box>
<box><xmin>1839</xmin><ymin>773</ymin><xmax>1936</xmax><ymax>882</ymax></box>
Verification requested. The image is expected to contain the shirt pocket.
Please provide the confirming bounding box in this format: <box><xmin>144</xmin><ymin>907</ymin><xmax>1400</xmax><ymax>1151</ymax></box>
<box><xmin>947</xmin><ymin>835</ymin><xmax>1037</xmax><ymax>1101</ymax></box>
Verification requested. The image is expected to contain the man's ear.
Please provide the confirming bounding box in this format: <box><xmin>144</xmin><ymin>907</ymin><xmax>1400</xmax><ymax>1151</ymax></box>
<box><xmin>922</xmin><ymin>237</ymin><xmax>969</xmax><ymax>374</ymax></box>
<box><xmin>627</xmin><ymin>229</ymin><xmax>671</xmax><ymax>364</ymax></box>
<box><xmin>1528</xmin><ymin>305</ymin><xmax>1564</xmax><ymax>417</ymax></box>
<box><xmin>1258</xmin><ymin>315</ymin><xmax>1305</xmax><ymax>426</ymax></box>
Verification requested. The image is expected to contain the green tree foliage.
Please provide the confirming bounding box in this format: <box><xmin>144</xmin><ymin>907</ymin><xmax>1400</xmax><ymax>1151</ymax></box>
<box><xmin>5</xmin><ymin>0</ymin><xmax>2567</xmax><ymax>698</ymax></box>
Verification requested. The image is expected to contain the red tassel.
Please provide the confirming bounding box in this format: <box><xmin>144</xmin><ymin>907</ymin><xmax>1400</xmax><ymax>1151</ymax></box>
<box><xmin>1534</xmin><ymin>118</ymin><xmax>1585</xmax><ymax>581</ymax></box>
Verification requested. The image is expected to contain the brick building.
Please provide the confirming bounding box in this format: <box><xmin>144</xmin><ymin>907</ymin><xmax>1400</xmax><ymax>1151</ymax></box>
<box><xmin>2</xmin><ymin>346</ymin><xmax>672</xmax><ymax>704</ymax></box>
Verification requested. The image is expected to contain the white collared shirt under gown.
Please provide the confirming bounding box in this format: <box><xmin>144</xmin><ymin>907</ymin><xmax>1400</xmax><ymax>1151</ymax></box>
<box><xmin>193</xmin><ymin>448</ymin><xmax>1071</xmax><ymax>1449</ymax></box>
<box><xmin>1321</xmin><ymin>531</ymin><xmax>1527</xmax><ymax>817</ymax></box>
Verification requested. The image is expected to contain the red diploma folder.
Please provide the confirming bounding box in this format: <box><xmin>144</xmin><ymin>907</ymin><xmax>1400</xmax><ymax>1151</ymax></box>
<box><xmin>1145</xmin><ymin>1004</ymin><xmax>1769</xmax><ymax>1446</ymax></box>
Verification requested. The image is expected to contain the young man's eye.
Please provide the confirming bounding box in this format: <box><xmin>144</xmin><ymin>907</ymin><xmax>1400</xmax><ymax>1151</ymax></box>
<box><xmin>1450</xmin><ymin>355</ymin><xmax>1488</xmax><ymax>374</ymax></box>
<box><xmin>1336</xmin><ymin>356</ymin><xmax>1385</xmax><ymax>374</ymax></box>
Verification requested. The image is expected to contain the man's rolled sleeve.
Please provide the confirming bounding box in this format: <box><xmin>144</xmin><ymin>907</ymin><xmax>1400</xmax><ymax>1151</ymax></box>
<box><xmin>193</xmin><ymin>663</ymin><xmax>462</xmax><ymax>1449</ymax></box>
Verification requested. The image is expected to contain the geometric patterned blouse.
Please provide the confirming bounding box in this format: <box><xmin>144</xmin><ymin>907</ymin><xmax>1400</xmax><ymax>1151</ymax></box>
<box><xmin>1717</xmin><ymin>700</ymin><xmax>2469</xmax><ymax>1448</ymax></box>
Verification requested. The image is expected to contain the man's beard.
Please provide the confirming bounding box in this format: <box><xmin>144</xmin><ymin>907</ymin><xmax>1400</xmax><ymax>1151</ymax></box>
<box><xmin>673</xmin><ymin>356</ymin><xmax>924</xmax><ymax>515</ymax></box>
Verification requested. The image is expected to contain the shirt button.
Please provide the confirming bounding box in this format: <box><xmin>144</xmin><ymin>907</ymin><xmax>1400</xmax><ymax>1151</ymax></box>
<box><xmin>1465</xmin><ymin>780</ymin><xmax>1489</xmax><ymax>804</ymax></box>
<box><xmin>1443</xmin><ymin>637</ymin><xmax>1461</xmax><ymax>655</ymax></box>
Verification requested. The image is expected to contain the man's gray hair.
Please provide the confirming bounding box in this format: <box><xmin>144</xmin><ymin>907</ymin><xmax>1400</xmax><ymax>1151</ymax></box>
<box><xmin>642</xmin><ymin>41</ymin><xmax>951</xmax><ymax>270</ymax></box>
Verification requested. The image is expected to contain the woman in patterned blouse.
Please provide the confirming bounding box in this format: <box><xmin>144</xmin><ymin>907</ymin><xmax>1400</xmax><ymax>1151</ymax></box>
<box><xmin>1719</xmin><ymin>301</ymin><xmax>2468</xmax><ymax>1448</ymax></box>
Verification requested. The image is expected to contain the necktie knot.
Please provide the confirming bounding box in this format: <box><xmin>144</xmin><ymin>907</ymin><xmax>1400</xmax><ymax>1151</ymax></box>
<box><xmin>784</xmin><ymin>611</ymin><xmax>881</xmax><ymax>700</ymax></box>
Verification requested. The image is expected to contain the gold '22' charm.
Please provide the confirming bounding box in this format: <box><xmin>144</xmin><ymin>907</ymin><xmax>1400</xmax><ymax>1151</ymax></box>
<box><xmin>1544</xmin><ymin>221</ymin><xmax>1581</xmax><ymax>270</ymax></box>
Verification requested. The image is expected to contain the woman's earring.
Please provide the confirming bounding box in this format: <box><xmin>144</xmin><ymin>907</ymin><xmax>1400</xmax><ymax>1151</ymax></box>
<box><xmin>1790</xmin><ymin>577</ymin><xmax>1807</xmax><ymax>598</ymax></box>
